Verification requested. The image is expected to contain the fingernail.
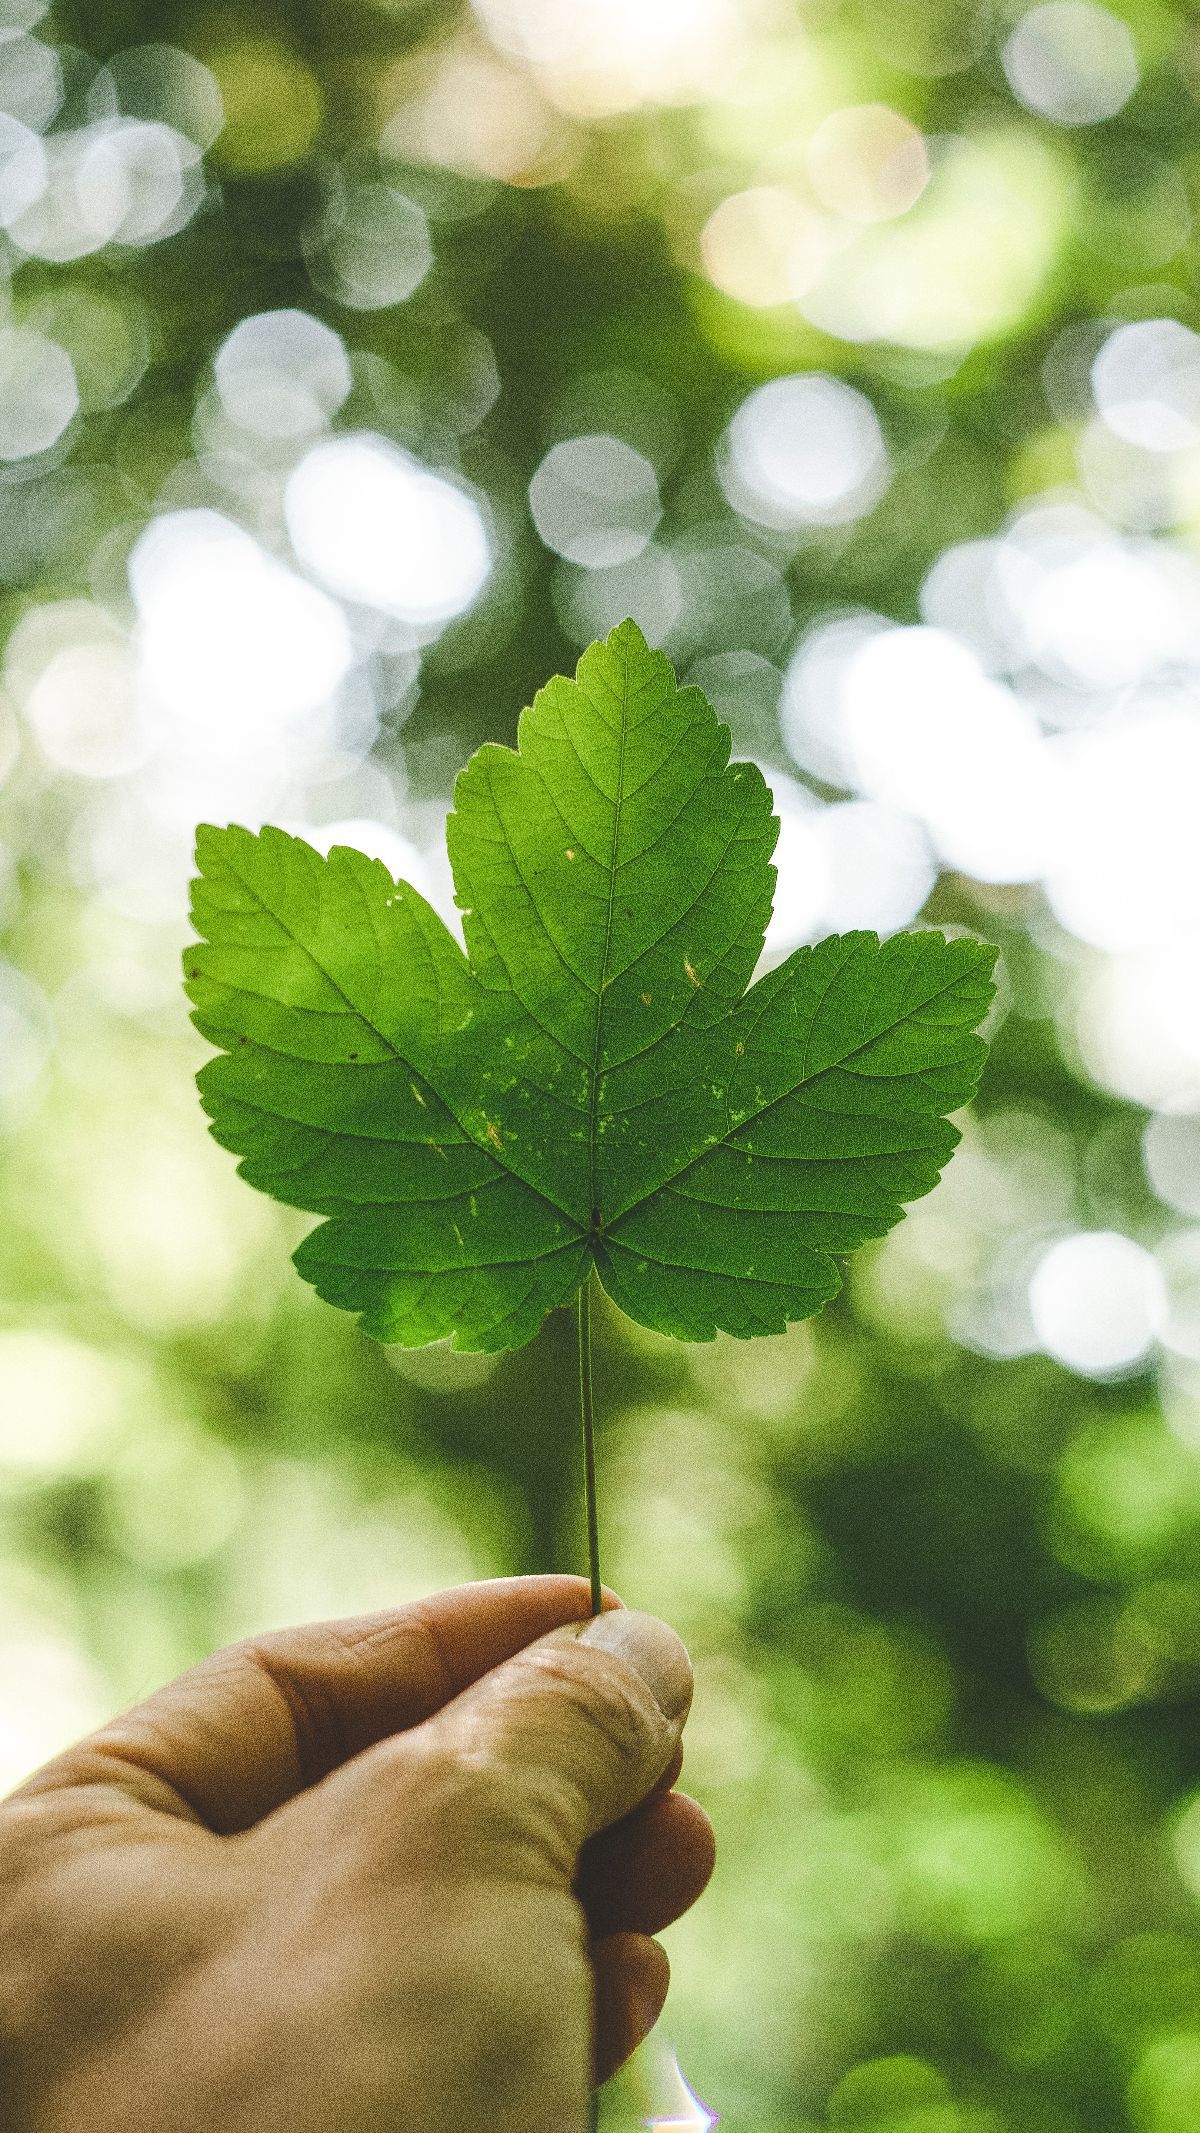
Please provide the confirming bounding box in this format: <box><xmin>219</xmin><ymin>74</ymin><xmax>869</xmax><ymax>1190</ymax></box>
<box><xmin>575</xmin><ymin>1609</ymin><xmax>693</xmax><ymax>1722</ymax></box>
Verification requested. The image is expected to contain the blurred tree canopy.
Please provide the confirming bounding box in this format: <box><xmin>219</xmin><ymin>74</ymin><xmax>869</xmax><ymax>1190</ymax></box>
<box><xmin>5</xmin><ymin>0</ymin><xmax>1200</xmax><ymax>2127</ymax></box>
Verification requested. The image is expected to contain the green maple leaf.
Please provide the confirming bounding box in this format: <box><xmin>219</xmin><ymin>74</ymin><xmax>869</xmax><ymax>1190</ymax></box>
<box><xmin>185</xmin><ymin>621</ymin><xmax>995</xmax><ymax>1353</ymax></box>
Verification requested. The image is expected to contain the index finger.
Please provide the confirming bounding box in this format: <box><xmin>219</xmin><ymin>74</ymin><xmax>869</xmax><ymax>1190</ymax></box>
<box><xmin>16</xmin><ymin>1575</ymin><xmax>618</xmax><ymax>1834</ymax></box>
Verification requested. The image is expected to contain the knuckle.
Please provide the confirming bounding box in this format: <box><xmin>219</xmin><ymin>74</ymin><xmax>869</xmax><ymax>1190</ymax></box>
<box><xmin>366</xmin><ymin>1739</ymin><xmax>525</xmax><ymax>1870</ymax></box>
<box><xmin>335</xmin><ymin>1647</ymin><xmax>670</xmax><ymax>1895</ymax></box>
<box><xmin>421</xmin><ymin>1747</ymin><xmax>514</xmax><ymax>1843</ymax></box>
<box><xmin>234</xmin><ymin>1639</ymin><xmax>343</xmax><ymax>1790</ymax></box>
<box><xmin>526</xmin><ymin>1649</ymin><xmax>660</xmax><ymax>1773</ymax></box>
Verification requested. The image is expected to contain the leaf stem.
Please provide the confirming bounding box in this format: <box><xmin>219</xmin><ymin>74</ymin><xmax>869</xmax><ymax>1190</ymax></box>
<box><xmin>580</xmin><ymin>1273</ymin><xmax>602</xmax><ymax>2131</ymax></box>
<box><xmin>577</xmin><ymin>1273</ymin><xmax>602</xmax><ymax>1618</ymax></box>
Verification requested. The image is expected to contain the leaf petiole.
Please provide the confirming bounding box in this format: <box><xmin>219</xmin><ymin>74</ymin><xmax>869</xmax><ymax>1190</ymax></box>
<box><xmin>577</xmin><ymin>1272</ymin><xmax>602</xmax><ymax>1617</ymax></box>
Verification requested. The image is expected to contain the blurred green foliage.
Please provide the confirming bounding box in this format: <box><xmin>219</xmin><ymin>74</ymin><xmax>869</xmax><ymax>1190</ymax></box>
<box><xmin>5</xmin><ymin>0</ymin><xmax>1200</xmax><ymax>2128</ymax></box>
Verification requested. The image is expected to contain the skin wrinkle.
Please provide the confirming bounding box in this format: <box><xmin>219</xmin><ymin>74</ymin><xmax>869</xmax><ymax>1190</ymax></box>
<box><xmin>0</xmin><ymin>1581</ymin><xmax>713</xmax><ymax>2133</ymax></box>
<box><xmin>70</xmin><ymin>1741</ymin><xmax>216</xmax><ymax>1829</ymax></box>
<box><xmin>239</xmin><ymin>1647</ymin><xmax>346</xmax><ymax>1805</ymax></box>
<box><xmin>66</xmin><ymin>1616</ymin><xmax>443</xmax><ymax>1834</ymax></box>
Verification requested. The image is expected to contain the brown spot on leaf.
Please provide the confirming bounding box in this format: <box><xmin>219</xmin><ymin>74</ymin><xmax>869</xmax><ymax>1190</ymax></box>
<box><xmin>565</xmin><ymin>848</ymin><xmax>576</xmax><ymax>860</ymax></box>
<box><xmin>684</xmin><ymin>958</ymin><xmax>701</xmax><ymax>987</ymax></box>
<box><xmin>485</xmin><ymin>1119</ymin><xmax>504</xmax><ymax>1151</ymax></box>
<box><xmin>641</xmin><ymin>992</ymin><xmax>652</xmax><ymax>1005</ymax></box>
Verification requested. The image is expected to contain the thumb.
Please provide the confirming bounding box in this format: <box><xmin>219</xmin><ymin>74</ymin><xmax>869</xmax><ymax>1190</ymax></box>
<box><xmin>363</xmin><ymin>1610</ymin><xmax>693</xmax><ymax>1880</ymax></box>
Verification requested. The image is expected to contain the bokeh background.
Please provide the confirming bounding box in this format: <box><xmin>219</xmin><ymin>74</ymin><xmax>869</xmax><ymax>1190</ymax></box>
<box><xmin>5</xmin><ymin>0</ymin><xmax>1200</xmax><ymax>2125</ymax></box>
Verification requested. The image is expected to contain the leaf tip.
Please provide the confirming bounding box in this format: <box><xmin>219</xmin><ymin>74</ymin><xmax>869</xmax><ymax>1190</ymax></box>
<box><xmin>606</xmin><ymin>615</ymin><xmax>651</xmax><ymax>657</ymax></box>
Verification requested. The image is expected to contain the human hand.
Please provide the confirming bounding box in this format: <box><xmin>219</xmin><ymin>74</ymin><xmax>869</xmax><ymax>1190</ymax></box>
<box><xmin>0</xmin><ymin>1576</ymin><xmax>714</xmax><ymax>2133</ymax></box>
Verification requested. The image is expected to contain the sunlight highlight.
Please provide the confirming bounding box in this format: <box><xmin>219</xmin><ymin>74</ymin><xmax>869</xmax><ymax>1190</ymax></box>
<box><xmin>647</xmin><ymin>2055</ymin><xmax>718</xmax><ymax>2129</ymax></box>
<box><xmin>284</xmin><ymin>433</ymin><xmax>491</xmax><ymax>629</ymax></box>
